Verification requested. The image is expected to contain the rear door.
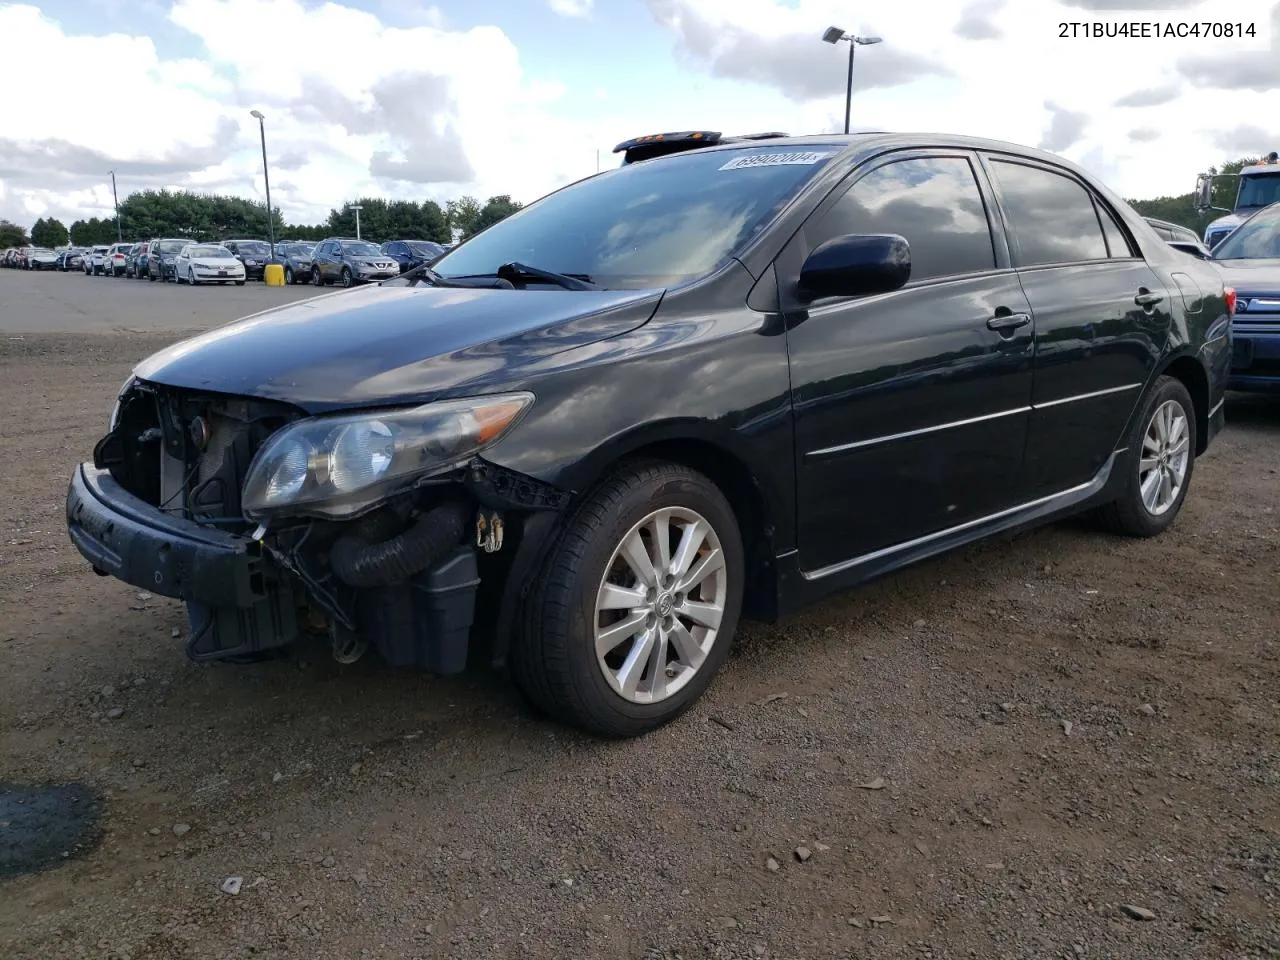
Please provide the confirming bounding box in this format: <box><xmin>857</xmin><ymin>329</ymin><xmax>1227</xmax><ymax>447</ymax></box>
<box><xmin>780</xmin><ymin>150</ymin><xmax>1036</xmax><ymax>574</ymax></box>
<box><xmin>979</xmin><ymin>155</ymin><xmax>1170</xmax><ymax>496</ymax></box>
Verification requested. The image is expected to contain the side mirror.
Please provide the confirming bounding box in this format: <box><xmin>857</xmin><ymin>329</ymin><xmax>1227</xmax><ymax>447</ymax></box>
<box><xmin>1194</xmin><ymin>175</ymin><xmax>1213</xmax><ymax>213</ymax></box>
<box><xmin>797</xmin><ymin>233</ymin><xmax>911</xmax><ymax>301</ymax></box>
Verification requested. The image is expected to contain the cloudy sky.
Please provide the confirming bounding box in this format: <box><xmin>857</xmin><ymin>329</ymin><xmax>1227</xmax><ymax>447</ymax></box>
<box><xmin>1</xmin><ymin>0</ymin><xmax>1277</xmax><ymax>230</ymax></box>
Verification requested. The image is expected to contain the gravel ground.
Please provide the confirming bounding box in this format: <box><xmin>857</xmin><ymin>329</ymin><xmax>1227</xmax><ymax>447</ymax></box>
<box><xmin>1</xmin><ymin>270</ymin><xmax>1278</xmax><ymax>959</ymax></box>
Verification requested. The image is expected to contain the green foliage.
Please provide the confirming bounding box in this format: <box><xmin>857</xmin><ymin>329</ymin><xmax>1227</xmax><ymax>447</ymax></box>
<box><xmin>471</xmin><ymin>195</ymin><xmax>524</xmax><ymax>237</ymax></box>
<box><xmin>69</xmin><ymin>217</ymin><xmax>118</xmax><ymax>245</ymax></box>
<box><xmin>111</xmin><ymin>189</ymin><xmax>287</xmax><ymax>243</ymax></box>
<box><xmin>1126</xmin><ymin>155</ymin><xmax>1262</xmax><ymax>234</ymax></box>
<box><xmin>30</xmin><ymin>217</ymin><xmax>69</xmax><ymax>248</ymax></box>
<box><xmin>323</xmin><ymin>197</ymin><xmax>450</xmax><ymax>244</ymax></box>
<box><xmin>445</xmin><ymin>196</ymin><xmax>483</xmax><ymax>239</ymax></box>
<box><xmin>0</xmin><ymin>218</ymin><xmax>30</xmax><ymax>248</ymax></box>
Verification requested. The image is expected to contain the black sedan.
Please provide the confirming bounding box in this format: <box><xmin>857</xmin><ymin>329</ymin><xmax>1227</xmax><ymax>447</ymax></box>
<box><xmin>382</xmin><ymin>239</ymin><xmax>446</xmax><ymax>273</ymax></box>
<box><xmin>64</xmin><ymin>131</ymin><xmax>1230</xmax><ymax>739</ymax></box>
<box><xmin>221</xmin><ymin>239</ymin><xmax>274</xmax><ymax>280</ymax></box>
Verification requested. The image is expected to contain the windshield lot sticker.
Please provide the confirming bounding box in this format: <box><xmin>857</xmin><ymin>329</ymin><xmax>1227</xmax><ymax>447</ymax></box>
<box><xmin>719</xmin><ymin>151</ymin><xmax>833</xmax><ymax>170</ymax></box>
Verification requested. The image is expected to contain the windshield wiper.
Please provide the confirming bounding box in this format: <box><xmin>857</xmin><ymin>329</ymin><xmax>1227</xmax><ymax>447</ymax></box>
<box><xmin>399</xmin><ymin>263</ymin><xmax>492</xmax><ymax>288</ymax></box>
<box><xmin>495</xmin><ymin>261</ymin><xmax>601</xmax><ymax>290</ymax></box>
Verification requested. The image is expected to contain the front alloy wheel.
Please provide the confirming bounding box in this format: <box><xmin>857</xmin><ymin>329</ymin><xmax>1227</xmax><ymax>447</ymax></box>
<box><xmin>312</xmin><ymin>267</ymin><xmax>323</xmax><ymax>286</ymax></box>
<box><xmin>341</xmin><ymin>266</ymin><xmax>353</xmax><ymax>287</ymax></box>
<box><xmin>513</xmin><ymin>462</ymin><xmax>745</xmax><ymax>738</ymax></box>
<box><xmin>593</xmin><ymin>507</ymin><xmax>727</xmax><ymax>704</ymax></box>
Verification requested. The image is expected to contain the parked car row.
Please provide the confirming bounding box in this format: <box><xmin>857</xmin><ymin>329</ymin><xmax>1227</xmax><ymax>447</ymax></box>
<box><xmin>5</xmin><ymin>238</ymin><xmax>451</xmax><ymax>287</ymax></box>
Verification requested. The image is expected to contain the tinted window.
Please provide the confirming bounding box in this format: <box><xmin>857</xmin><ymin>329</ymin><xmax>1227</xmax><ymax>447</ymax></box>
<box><xmin>342</xmin><ymin>241</ymin><xmax>383</xmax><ymax>256</ymax></box>
<box><xmin>432</xmin><ymin>144</ymin><xmax>842</xmax><ymax>289</ymax></box>
<box><xmin>1099</xmin><ymin>204</ymin><xmax>1133</xmax><ymax>257</ymax></box>
<box><xmin>989</xmin><ymin>161</ymin><xmax>1108</xmax><ymax>266</ymax></box>
<box><xmin>808</xmin><ymin>156</ymin><xmax>996</xmax><ymax>282</ymax></box>
<box><xmin>1212</xmin><ymin>203</ymin><xmax>1280</xmax><ymax>260</ymax></box>
<box><xmin>237</xmin><ymin>241</ymin><xmax>272</xmax><ymax>256</ymax></box>
<box><xmin>1237</xmin><ymin>173</ymin><xmax>1280</xmax><ymax>209</ymax></box>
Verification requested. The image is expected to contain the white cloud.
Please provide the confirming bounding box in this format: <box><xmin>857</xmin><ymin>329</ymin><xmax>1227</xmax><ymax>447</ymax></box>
<box><xmin>548</xmin><ymin>0</ymin><xmax>594</xmax><ymax>16</ymax></box>
<box><xmin>1</xmin><ymin>0</ymin><xmax>1277</xmax><ymax>233</ymax></box>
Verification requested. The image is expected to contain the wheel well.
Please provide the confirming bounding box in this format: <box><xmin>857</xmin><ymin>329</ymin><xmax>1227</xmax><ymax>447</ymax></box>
<box><xmin>612</xmin><ymin>439</ymin><xmax>779</xmax><ymax>620</ymax></box>
<box><xmin>1161</xmin><ymin>354</ymin><xmax>1209</xmax><ymax>454</ymax></box>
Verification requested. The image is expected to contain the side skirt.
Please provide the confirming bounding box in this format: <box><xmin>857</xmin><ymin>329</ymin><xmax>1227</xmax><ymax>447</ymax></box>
<box><xmin>772</xmin><ymin>448</ymin><xmax>1128</xmax><ymax>617</ymax></box>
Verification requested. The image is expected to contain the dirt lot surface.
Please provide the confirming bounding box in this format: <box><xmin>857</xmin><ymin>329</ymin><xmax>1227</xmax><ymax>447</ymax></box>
<box><xmin>1</xmin><ymin>269</ymin><xmax>1278</xmax><ymax>959</ymax></box>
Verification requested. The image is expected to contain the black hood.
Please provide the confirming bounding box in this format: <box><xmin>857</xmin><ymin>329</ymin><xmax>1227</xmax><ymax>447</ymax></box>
<box><xmin>133</xmin><ymin>284</ymin><xmax>662</xmax><ymax>414</ymax></box>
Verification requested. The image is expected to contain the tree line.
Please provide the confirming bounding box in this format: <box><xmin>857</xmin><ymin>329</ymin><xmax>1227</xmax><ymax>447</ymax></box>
<box><xmin>1</xmin><ymin>191</ymin><xmax>524</xmax><ymax>250</ymax></box>
<box><xmin>0</xmin><ymin>154</ymin><xmax>1266</xmax><ymax>252</ymax></box>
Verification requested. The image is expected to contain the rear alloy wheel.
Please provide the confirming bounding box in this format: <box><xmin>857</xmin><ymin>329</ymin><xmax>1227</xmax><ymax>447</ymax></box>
<box><xmin>512</xmin><ymin>462</ymin><xmax>744</xmax><ymax>738</ymax></box>
<box><xmin>1096</xmin><ymin>375</ymin><xmax>1196</xmax><ymax>537</ymax></box>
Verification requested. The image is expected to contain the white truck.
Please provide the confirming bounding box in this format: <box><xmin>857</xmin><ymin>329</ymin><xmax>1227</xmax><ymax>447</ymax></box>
<box><xmin>1195</xmin><ymin>151</ymin><xmax>1280</xmax><ymax>249</ymax></box>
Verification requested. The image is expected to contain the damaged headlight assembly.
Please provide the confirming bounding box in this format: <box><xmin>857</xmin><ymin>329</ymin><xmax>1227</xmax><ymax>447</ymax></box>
<box><xmin>241</xmin><ymin>392</ymin><xmax>534</xmax><ymax>521</ymax></box>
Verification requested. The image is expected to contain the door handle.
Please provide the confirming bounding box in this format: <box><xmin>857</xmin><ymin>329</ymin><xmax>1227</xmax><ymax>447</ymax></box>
<box><xmin>1135</xmin><ymin>289</ymin><xmax>1163</xmax><ymax>309</ymax></box>
<box><xmin>987</xmin><ymin>311</ymin><xmax>1031</xmax><ymax>332</ymax></box>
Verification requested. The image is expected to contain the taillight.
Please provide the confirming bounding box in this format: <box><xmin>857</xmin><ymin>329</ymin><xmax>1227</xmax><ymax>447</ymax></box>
<box><xmin>1224</xmin><ymin>287</ymin><xmax>1236</xmax><ymax>315</ymax></box>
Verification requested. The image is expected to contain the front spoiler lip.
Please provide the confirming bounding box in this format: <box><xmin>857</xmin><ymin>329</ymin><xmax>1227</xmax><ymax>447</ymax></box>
<box><xmin>65</xmin><ymin>463</ymin><xmax>266</xmax><ymax>608</ymax></box>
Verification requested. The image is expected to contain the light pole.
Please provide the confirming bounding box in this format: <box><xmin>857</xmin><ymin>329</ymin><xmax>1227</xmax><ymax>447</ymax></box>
<box><xmin>821</xmin><ymin>27</ymin><xmax>883</xmax><ymax>134</ymax></box>
<box><xmin>108</xmin><ymin>169</ymin><xmax>122</xmax><ymax>242</ymax></box>
<box><xmin>350</xmin><ymin>203</ymin><xmax>363</xmax><ymax>240</ymax></box>
<box><xmin>249</xmin><ymin>110</ymin><xmax>276</xmax><ymax>255</ymax></box>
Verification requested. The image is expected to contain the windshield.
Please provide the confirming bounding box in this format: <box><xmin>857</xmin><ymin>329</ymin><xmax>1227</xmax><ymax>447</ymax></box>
<box><xmin>281</xmin><ymin>243</ymin><xmax>313</xmax><ymax>257</ymax></box>
<box><xmin>234</xmin><ymin>241</ymin><xmax>272</xmax><ymax>256</ymax></box>
<box><xmin>1238</xmin><ymin>173</ymin><xmax>1280</xmax><ymax>210</ymax></box>
<box><xmin>408</xmin><ymin>241</ymin><xmax>443</xmax><ymax>256</ymax></box>
<box><xmin>1213</xmin><ymin>203</ymin><xmax>1280</xmax><ymax>260</ymax></box>
<box><xmin>431</xmin><ymin>144</ymin><xmax>842</xmax><ymax>289</ymax></box>
<box><xmin>155</xmin><ymin>240</ymin><xmax>185</xmax><ymax>254</ymax></box>
<box><xmin>342</xmin><ymin>241</ymin><xmax>383</xmax><ymax>256</ymax></box>
<box><xmin>188</xmin><ymin>245</ymin><xmax>231</xmax><ymax>258</ymax></box>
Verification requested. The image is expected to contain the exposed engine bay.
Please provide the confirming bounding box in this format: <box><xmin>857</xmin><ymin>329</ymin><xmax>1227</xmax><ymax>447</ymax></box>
<box><xmin>86</xmin><ymin>380</ymin><xmax>570</xmax><ymax>670</ymax></box>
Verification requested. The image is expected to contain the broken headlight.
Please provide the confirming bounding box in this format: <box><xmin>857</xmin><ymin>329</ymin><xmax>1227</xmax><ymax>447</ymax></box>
<box><xmin>240</xmin><ymin>392</ymin><xmax>533</xmax><ymax>520</ymax></box>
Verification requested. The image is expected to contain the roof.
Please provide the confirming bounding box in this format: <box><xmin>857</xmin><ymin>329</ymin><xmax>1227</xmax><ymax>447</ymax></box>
<box><xmin>612</xmin><ymin>129</ymin><xmax>1114</xmax><ymax>167</ymax></box>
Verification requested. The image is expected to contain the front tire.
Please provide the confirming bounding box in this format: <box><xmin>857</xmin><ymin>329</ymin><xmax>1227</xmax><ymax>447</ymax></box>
<box><xmin>312</xmin><ymin>267</ymin><xmax>323</xmax><ymax>286</ymax></box>
<box><xmin>341</xmin><ymin>266</ymin><xmax>353</xmax><ymax>287</ymax></box>
<box><xmin>1096</xmin><ymin>375</ymin><xmax>1196</xmax><ymax>537</ymax></box>
<box><xmin>188</xmin><ymin>267</ymin><xmax>199</xmax><ymax>286</ymax></box>
<box><xmin>511</xmin><ymin>462</ymin><xmax>745</xmax><ymax>738</ymax></box>
<box><xmin>284</xmin><ymin>267</ymin><xmax>294</xmax><ymax>285</ymax></box>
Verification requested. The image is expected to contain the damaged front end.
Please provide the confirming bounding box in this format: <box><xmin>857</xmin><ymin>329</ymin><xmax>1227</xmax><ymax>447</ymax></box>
<box><xmin>66</xmin><ymin>379</ymin><xmax>567</xmax><ymax>672</ymax></box>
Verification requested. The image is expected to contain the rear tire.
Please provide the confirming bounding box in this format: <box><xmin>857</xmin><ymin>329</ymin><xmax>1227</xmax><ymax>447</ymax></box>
<box><xmin>1095</xmin><ymin>375</ymin><xmax>1196</xmax><ymax>537</ymax></box>
<box><xmin>510</xmin><ymin>462</ymin><xmax>744</xmax><ymax>738</ymax></box>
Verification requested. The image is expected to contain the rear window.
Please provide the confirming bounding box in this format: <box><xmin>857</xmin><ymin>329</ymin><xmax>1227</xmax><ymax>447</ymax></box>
<box><xmin>236</xmin><ymin>241</ymin><xmax>272</xmax><ymax>256</ymax></box>
<box><xmin>155</xmin><ymin>240</ymin><xmax>186</xmax><ymax>253</ymax></box>
<box><xmin>188</xmin><ymin>245</ymin><xmax>231</xmax><ymax>258</ymax></box>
